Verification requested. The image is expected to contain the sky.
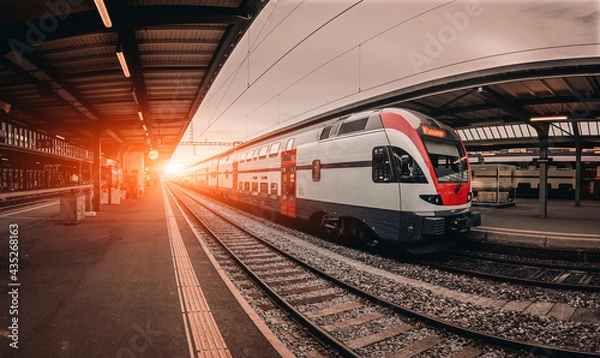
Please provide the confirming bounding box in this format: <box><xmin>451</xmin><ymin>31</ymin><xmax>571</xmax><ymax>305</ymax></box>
<box><xmin>165</xmin><ymin>0</ymin><xmax>600</xmax><ymax>175</ymax></box>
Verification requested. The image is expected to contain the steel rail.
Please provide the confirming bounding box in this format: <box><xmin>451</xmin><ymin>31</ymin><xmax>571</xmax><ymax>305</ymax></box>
<box><xmin>169</xmin><ymin>183</ymin><xmax>600</xmax><ymax>358</ymax></box>
<box><xmin>422</xmin><ymin>254</ymin><xmax>600</xmax><ymax>292</ymax></box>
<box><xmin>167</xmin><ymin>184</ymin><xmax>360</xmax><ymax>358</ymax></box>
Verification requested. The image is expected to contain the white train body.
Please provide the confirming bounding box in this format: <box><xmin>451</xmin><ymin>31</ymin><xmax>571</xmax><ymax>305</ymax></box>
<box><xmin>180</xmin><ymin>108</ymin><xmax>481</xmax><ymax>246</ymax></box>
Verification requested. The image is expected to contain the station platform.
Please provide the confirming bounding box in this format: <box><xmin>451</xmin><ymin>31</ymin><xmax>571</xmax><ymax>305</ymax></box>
<box><xmin>0</xmin><ymin>185</ymin><xmax>290</xmax><ymax>358</ymax></box>
<box><xmin>469</xmin><ymin>198</ymin><xmax>600</xmax><ymax>252</ymax></box>
<box><xmin>1</xmin><ymin>188</ymin><xmax>598</xmax><ymax>357</ymax></box>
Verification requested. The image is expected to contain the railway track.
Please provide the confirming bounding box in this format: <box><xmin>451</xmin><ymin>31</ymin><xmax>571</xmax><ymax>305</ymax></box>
<box><xmin>167</xmin><ymin>184</ymin><xmax>600</xmax><ymax>357</ymax></box>
<box><xmin>422</xmin><ymin>250</ymin><xmax>600</xmax><ymax>292</ymax></box>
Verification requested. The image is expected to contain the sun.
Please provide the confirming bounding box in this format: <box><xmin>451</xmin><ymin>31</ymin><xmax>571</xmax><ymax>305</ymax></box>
<box><xmin>164</xmin><ymin>162</ymin><xmax>185</xmax><ymax>177</ymax></box>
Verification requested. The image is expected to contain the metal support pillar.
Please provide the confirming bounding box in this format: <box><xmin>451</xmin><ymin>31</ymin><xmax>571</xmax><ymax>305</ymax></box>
<box><xmin>573</xmin><ymin>120</ymin><xmax>582</xmax><ymax>207</ymax></box>
<box><xmin>92</xmin><ymin>133</ymin><xmax>102</xmax><ymax>211</ymax></box>
<box><xmin>538</xmin><ymin>145</ymin><xmax>548</xmax><ymax>218</ymax></box>
<box><xmin>533</xmin><ymin>123</ymin><xmax>549</xmax><ymax>218</ymax></box>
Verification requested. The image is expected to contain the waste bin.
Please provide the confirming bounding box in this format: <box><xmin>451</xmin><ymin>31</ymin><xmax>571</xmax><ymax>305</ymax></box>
<box><xmin>60</xmin><ymin>194</ymin><xmax>86</xmax><ymax>224</ymax></box>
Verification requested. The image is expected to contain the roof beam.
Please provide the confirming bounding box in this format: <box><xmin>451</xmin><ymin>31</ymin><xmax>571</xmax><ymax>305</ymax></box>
<box><xmin>0</xmin><ymin>55</ymin><xmax>92</xmax><ymax>120</ymax></box>
<box><xmin>0</xmin><ymin>6</ymin><xmax>246</xmax><ymax>56</ymax></box>
<box><xmin>477</xmin><ymin>86</ymin><xmax>530</xmax><ymax>122</ymax></box>
<box><xmin>15</xmin><ymin>50</ymin><xmax>103</xmax><ymax>121</ymax></box>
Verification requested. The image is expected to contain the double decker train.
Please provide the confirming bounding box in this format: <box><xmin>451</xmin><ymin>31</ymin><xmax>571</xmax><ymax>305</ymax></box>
<box><xmin>178</xmin><ymin>108</ymin><xmax>481</xmax><ymax>250</ymax></box>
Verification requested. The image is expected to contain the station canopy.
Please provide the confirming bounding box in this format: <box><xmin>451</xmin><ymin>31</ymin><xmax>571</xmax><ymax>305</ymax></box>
<box><xmin>1</xmin><ymin>1</ymin><xmax>599</xmax><ymax>170</ymax></box>
<box><xmin>0</xmin><ymin>0</ymin><xmax>265</xmax><ymax>169</ymax></box>
<box><xmin>376</xmin><ymin>59</ymin><xmax>600</xmax><ymax>152</ymax></box>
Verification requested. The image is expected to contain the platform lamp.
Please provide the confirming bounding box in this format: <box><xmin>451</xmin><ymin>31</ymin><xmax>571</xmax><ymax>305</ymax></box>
<box><xmin>529</xmin><ymin>115</ymin><xmax>569</xmax><ymax>122</ymax></box>
<box><xmin>93</xmin><ymin>0</ymin><xmax>112</xmax><ymax>28</ymax></box>
<box><xmin>116</xmin><ymin>45</ymin><xmax>131</xmax><ymax>78</ymax></box>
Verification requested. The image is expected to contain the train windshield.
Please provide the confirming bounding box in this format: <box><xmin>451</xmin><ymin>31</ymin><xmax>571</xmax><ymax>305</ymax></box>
<box><xmin>424</xmin><ymin>140</ymin><xmax>468</xmax><ymax>183</ymax></box>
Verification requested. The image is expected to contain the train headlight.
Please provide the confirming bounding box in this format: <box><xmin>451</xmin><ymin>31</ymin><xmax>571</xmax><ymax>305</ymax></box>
<box><xmin>419</xmin><ymin>194</ymin><xmax>444</xmax><ymax>205</ymax></box>
<box><xmin>467</xmin><ymin>192</ymin><xmax>472</xmax><ymax>202</ymax></box>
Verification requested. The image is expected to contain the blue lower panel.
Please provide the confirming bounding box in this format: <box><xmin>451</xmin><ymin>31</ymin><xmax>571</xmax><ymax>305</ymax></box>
<box><xmin>295</xmin><ymin>198</ymin><xmax>404</xmax><ymax>243</ymax></box>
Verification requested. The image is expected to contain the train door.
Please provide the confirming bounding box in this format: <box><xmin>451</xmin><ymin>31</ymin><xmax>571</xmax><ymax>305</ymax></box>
<box><xmin>232</xmin><ymin>161</ymin><xmax>238</xmax><ymax>201</ymax></box>
<box><xmin>280</xmin><ymin>148</ymin><xmax>296</xmax><ymax>217</ymax></box>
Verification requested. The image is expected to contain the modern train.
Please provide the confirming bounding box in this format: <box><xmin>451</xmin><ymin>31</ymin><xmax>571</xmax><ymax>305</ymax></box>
<box><xmin>178</xmin><ymin>108</ymin><xmax>481</xmax><ymax>249</ymax></box>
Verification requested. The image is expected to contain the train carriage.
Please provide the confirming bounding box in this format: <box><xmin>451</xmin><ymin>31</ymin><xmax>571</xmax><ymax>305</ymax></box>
<box><xmin>179</xmin><ymin>108</ymin><xmax>481</xmax><ymax>249</ymax></box>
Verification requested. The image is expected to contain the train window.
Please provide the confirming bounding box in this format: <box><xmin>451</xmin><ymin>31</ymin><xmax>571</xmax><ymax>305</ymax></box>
<box><xmin>286</xmin><ymin>138</ymin><xmax>295</xmax><ymax>152</ymax></box>
<box><xmin>260</xmin><ymin>182</ymin><xmax>268</xmax><ymax>194</ymax></box>
<box><xmin>319</xmin><ymin>126</ymin><xmax>332</xmax><ymax>140</ymax></box>
<box><xmin>312</xmin><ymin>160</ymin><xmax>321</xmax><ymax>181</ymax></box>
<box><xmin>269</xmin><ymin>143</ymin><xmax>280</xmax><ymax>157</ymax></box>
<box><xmin>372</xmin><ymin>147</ymin><xmax>393</xmax><ymax>182</ymax></box>
<box><xmin>270</xmin><ymin>183</ymin><xmax>278</xmax><ymax>197</ymax></box>
<box><xmin>339</xmin><ymin>118</ymin><xmax>368</xmax><ymax>135</ymax></box>
<box><xmin>259</xmin><ymin>146</ymin><xmax>268</xmax><ymax>159</ymax></box>
<box><xmin>289</xmin><ymin>172</ymin><xmax>295</xmax><ymax>201</ymax></box>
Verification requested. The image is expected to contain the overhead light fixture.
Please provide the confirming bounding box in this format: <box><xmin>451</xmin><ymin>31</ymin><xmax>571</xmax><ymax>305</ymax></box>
<box><xmin>93</xmin><ymin>0</ymin><xmax>113</xmax><ymax>28</ymax></box>
<box><xmin>137</xmin><ymin>110</ymin><xmax>144</xmax><ymax>121</ymax></box>
<box><xmin>530</xmin><ymin>115</ymin><xmax>568</xmax><ymax>122</ymax></box>
<box><xmin>142</xmin><ymin>124</ymin><xmax>147</xmax><ymax>131</ymax></box>
<box><xmin>0</xmin><ymin>100</ymin><xmax>11</xmax><ymax>113</ymax></box>
<box><xmin>55</xmin><ymin>134</ymin><xmax>65</xmax><ymax>140</ymax></box>
<box><xmin>116</xmin><ymin>46</ymin><xmax>131</xmax><ymax>78</ymax></box>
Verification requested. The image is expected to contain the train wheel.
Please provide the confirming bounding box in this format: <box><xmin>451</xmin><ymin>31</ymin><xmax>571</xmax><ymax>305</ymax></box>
<box><xmin>358</xmin><ymin>227</ymin><xmax>379</xmax><ymax>248</ymax></box>
<box><xmin>344</xmin><ymin>218</ymin><xmax>379</xmax><ymax>248</ymax></box>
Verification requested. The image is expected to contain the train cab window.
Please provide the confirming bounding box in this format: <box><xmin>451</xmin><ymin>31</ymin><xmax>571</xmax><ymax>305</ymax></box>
<box><xmin>259</xmin><ymin>146</ymin><xmax>268</xmax><ymax>159</ymax></box>
<box><xmin>285</xmin><ymin>138</ymin><xmax>295</xmax><ymax>152</ymax></box>
<box><xmin>312</xmin><ymin>160</ymin><xmax>321</xmax><ymax>181</ymax></box>
<box><xmin>372</xmin><ymin>146</ymin><xmax>427</xmax><ymax>183</ymax></box>
<box><xmin>269</xmin><ymin>143</ymin><xmax>280</xmax><ymax>157</ymax></box>
<box><xmin>391</xmin><ymin>148</ymin><xmax>427</xmax><ymax>183</ymax></box>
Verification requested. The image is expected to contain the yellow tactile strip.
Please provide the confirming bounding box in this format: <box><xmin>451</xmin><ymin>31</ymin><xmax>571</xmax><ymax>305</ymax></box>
<box><xmin>162</xmin><ymin>186</ymin><xmax>232</xmax><ymax>358</ymax></box>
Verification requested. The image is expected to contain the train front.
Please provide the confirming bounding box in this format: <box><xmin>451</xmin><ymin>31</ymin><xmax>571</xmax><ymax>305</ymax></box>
<box><xmin>381</xmin><ymin>109</ymin><xmax>481</xmax><ymax>248</ymax></box>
